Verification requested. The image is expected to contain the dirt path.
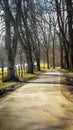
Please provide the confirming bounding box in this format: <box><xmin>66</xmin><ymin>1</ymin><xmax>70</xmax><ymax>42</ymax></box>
<box><xmin>0</xmin><ymin>69</ymin><xmax>73</xmax><ymax>130</ymax></box>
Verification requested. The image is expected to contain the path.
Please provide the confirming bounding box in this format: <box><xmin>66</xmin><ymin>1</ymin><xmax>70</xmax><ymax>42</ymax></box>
<box><xmin>0</xmin><ymin>69</ymin><xmax>73</xmax><ymax>130</ymax></box>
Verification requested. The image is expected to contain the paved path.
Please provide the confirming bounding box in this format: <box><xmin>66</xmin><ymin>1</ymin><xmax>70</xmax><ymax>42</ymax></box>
<box><xmin>0</xmin><ymin>70</ymin><xmax>73</xmax><ymax>130</ymax></box>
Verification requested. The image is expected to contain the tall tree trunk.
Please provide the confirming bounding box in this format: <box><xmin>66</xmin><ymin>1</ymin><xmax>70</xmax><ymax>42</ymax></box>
<box><xmin>66</xmin><ymin>0</ymin><xmax>73</xmax><ymax>69</ymax></box>
<box><xmin>52</xmin><ymin>39</ymin><xmax>55</xmax><ymax>69</ymax></box>
<box><xmin>55</xmin><ymin>0</ymin><xmax>70</xmax><ymax>69</ymax></box>
<box><xmin>46</xmin><ymin>48</ymin><xmax>49</xmax><ymax>69</ymax></box>
<box><xmin>26</xmin><ymin>48</ymin><xmax>33</xmax><ymax>74</ymax></box>
<box><xmin>5</xmin><ymin>5</ymin><xmax>16</xmax><ymax>80</ymax></box>
<box><xmin>37</xmin><ymin>59</ymin><xmax>40</xmax><ymax>71</ymax></box>
<box><xmin>35</xmin><ymin>43</ymin><xmax>41</xmax><ymax>71</ymax></box>
<box><xmin>36</xmin><ymin>53</ymin><xmax>41</xmax><ymax>71</ymax></box>
<box><xmin>1</xmin><ymin>59</ymin><xmax>4</xmax><ymax>80</ymax></box>
<box><xmin>60</xmin><ymin>42</ymin><xmax>64</xmax><ymax>68</ymax></box>
<box><xmin>59</xmin><ymin>33</ymin><xmax>64</xmax><ymax>68</ymax></box>
<box><xmin>3</xmin><ymin>0</ymin><xmax>19</xmax><ymax>82</ymax></box>
<box><xmin>26</xmin><ymin>54</ymin><xmax>33</xmax><ymax>74</ymax></box>
<box><xmin>7</xmin><ymin>54</ymin><xmax>15</xmax><ymax>79</ymax></box>
<box><xmin>64</xmin><ymin>48</ymin><xmax>69</xmax><ymax>69</ymax></box>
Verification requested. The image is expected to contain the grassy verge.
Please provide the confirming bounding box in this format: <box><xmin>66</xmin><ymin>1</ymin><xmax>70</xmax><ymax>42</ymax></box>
<box><xmin>56</xmin><ymin>67</ymin><xmax>73</xmax><ymax>102</ymax></box>
<box><xmin>0</xmin><ymin>70</ymin><xmax>43</xmax><ymax>92</ymax></box>
<box><xmin>0</xmin><ymin>81</ymin><xmax>16</xmax><ymax>90</ymax></box>
<box><xmin>56</xmin><ymin>67</ymin><xmax>73</xmax><ymax>77</ymax></box>
<box><xmin>0</xmin><ymin>70</ymin><xmax>16</xmax><ymax>91</ymax></box>
<box><xmin>22</xmin><ymin>70</ymin><xmax>43</xmax><ymax>79</ymax></box>
<box><xmin>56</xmin><ymin>67</ymin><xmax>73</xmax><ymax>85</ymax></box>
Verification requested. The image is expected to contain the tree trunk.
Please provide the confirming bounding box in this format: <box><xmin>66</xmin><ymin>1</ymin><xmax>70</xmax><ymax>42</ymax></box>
<box><xmin>3</xmin><ymin>1</ymin><xmax>19</xmax><ymax>82</ymax></box>
<box><xmin>7</xmin><ymin>55</ymin><xmax>15</xmax><ymax>79</ymax></box>
<box><xmin>55</xmin><ymin>0</ymin><xmax>70</xmax><ymax>70</ymax></box>
<box><xmin>36</xmin><ymin>58</ymin><xmax>40</xmax><ymax>71</ymax></box>
<box><xmin>1</xmin><ymin>59</ymin><xmax>4</xmax><ymax>80</ymax></box>
<box><xmin>66</xmin><ymin>0</ymin><xmax>73</xmax><ymax>69</ymax></box>
<box><xmin>46</xmin><ymin>48</ymin><xmax>49</xmax><ymax>69</ymax></box>
<box><xmin>52</xmin><ymin>39</ymin><xmax>55</xmax><ymax>69</ymax></box>
<box><xmin>64</xmin><ymin>48</ymin><xmax>69</xmax><ymax>69</ymax></box>
<box><xmin>27</xmin><ymin>56</ymin><xmax>33</xmax><ymax>74</ymax></box>
<box><xmin>69</xmin><ymin>46</ymin><xmax>73</xmax><ymax>70</ymax></box>
<box><xmin>59</xmin><ymin>33</ymin><xmax>64</xmax><ymax>68</ymax></box>
<box><xmin>60</xmin><ymin>44</ymin><xmax>64</xmax><ymax>68</ymax></box>
<box><xmin>26</xmin><ymin>49</ymin><xmax>33</xmax><ymax>74</ymax></box>
<box><xmin>35</xmin><ymin>49</ymin><xmax>41</xmax><ymax>71</ymax></box>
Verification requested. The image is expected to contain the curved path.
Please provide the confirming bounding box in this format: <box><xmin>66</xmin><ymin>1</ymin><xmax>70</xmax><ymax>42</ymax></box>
<box><xmin>0</xmin><ymin>69</ymin><xmax>73</xmax><ymax>130</ymax></box>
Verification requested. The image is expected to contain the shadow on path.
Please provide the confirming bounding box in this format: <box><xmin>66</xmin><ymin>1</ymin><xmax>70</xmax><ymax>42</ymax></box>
<box><xmin>41</xmin><ymin>73</ymin><xmax>65</xmax><ymax>78</ymax></box>
<box><xmin>27</xmin><ymin>81</ymin><xmax>65</xmax><ymax>85</ymax></box>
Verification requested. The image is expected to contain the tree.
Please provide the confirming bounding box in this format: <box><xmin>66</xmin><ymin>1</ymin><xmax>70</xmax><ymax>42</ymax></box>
<box><xmin>66</xmin><ymin>0</ymin><xmax>73</xmax><ymax>69</ymax></box>
<box><xmin>55</xmin><ymin>0</ymin><xmax>73</xmax><ymax>70</ymax></box>
<box><xmin>0</xmin><ymin>0</ymin><xmax>19</xmax><ymax>81</ymax></box>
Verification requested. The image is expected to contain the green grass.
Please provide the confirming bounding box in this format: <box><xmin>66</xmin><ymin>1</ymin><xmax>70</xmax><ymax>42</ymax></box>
<box><xmin>56</xmin><ymin>67</ymin><xmax>70</xmax><ymax>73</ymax></box>
<box><xmin>0</xmin><ymin>70</ymin><xmax>7</xmax><ymax>79</ymax></box>
<box><xmin>0</xmin><ymin>81</ymin><xmax>16</xmax><ymax>90</ymax></box>
<box><xmin>0</xmin><ymin>70</ymin><xmax>43</xmax><ymax>91</ymax></box>
<box><xmin>0</xmin><ymin>69</ymin><xmax>16</xmax><ymax>90</ymax></box>
<box><xmin>56</xmin><ymin>67</ymin><xmax>73</xmax><ymax>77</ymax></box>
<box><xmin>23</xmin><ymin>73</ymin><xmax>36</xmax><ymax>79</ymax></box>
<box><xmin>21</xmin><ymin>70</ymin><xmax>43</xmax><ymax>79</ymax></box>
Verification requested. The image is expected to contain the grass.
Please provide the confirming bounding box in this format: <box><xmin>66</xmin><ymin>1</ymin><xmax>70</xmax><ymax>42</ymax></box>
<box><xmin>57</xmin><ymin>67</ymin><xmax>73</xmax><ymax>102</ymax></box>
<box><xmin>0</xmin><ymin>63</ymin><xmax>45</xmax><ymax>93</ymax></box>
<box><xmin>23</xmin><ymin>70</ymin><xmax>42</xmax><ymax>79</ymax></box>
<box><xmin>0</xmin><ymin>70</ymin><xmax>43</xmax><ymax>91</ymax></box>
<box><xmin>0</xmin><ymin>63</ymin><xmax>45</xmax><ymax>92</ymax></box>
<box><xmin>40</xmin><ymin>63</ymin><xmax>47</xmax><ymax>68</ymax></box>
<box><xmin>0</xmin><ymin>70</ymin><xmax>15</xmax><ymax>91</ymax></box>
<box><xmin>0</xmin><ymin>81</ymin><xmax>16</xmax><ymax>90</ymax></box>
<box><xmin>56</xmin><ymin>67</ymin><xmax>73</xmax><ymax>77</ymax></box>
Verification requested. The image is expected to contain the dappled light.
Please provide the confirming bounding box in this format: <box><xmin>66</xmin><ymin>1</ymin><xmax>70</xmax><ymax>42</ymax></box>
<box><xmin>0</xmin><ymin>70</ymin><xmax>73</xmax><ymax>130</ymax></box>
<box><xmin>0</xmin><ymin>0</ymin><xmax>73</xmax><ymax>130</ymax></box>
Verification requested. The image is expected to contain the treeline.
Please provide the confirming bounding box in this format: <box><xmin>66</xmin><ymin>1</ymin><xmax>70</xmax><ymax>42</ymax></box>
<box><xmin>55</xmin><ymin>0</ymin><xmax>73</xmax><ymax>70</ymax></box>
<box><xmin>0</xmin><ymin>0</ymin><xmax>41</xmax><ymax>81</ymax></box>
<box><xmin>0</xmin><ymin>0</ymin><xmax>73</xmax><ymax>81</ymax></box>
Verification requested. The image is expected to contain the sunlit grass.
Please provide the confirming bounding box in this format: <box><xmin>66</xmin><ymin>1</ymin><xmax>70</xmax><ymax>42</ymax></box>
<box><xmin>0</xmin><ymin>81</ymin><xmax>16</xmax><ymax>90</ymax></box>
<box><xmin>0</xmin><ymin>63</ymin><xmax>45</xmax><ymax>91</ymax></box>
<box><xmin>56</xmin><ymin>67</ymin><xmax>70</xmax><ymax>73</ymax></box>
<box><xmin>0</xmin><ymin>70</ymin><xmax>7</xmax><ymax>79</ymax></box>
<box><xmin>21</xmin><ymin>70</ymin><xmax>43</xmax><ymax>79</ymax></box>
<box><xmin>0</xmin><ymin>69</ymin><xmax>16</xmax><ymax>90</ymax></box>
<box><xmin>56</xmin><ymin>67</ymin><xmax>73</xmax><ymax>77</ymax></box>
<box><xmin>40</xmin><ymin>63</ymin><xmax>47</xmax><ymax>68</ymax></box>
<box><xmin>23</xmin><ymin>73</ymin><xmax>36</xmax><ymax>79</ymax></box>
<box><xmin>0</xmin><ymin>70</ymin><xmax>43</xmax><ymax>91</ymax></box>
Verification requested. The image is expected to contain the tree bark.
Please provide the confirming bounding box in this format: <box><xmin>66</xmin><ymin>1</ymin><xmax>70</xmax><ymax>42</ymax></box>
<box><xmin>46</xmin><ymin>48</ymin><xmax>49</xmax><ymax>69</ymax></box>
<box><xmin>66</xmin><ymin>0</ymin><xmax>73</xmax><ymax>69</ymax></box>
<box><xmin>26</xmin><ymin>53</ymin><xmax>33</xmax><ymax>74</ymax></box>
<box><xmin>25</xmin><ymin>41</ymin><xmax>33</xmax><ymax>74</ymax></box>
<box><xmin>3</xmin><ymin>0</ymin><xmax>19</xmax><ymax>82</ymax></box>
<box><xmin>52</xmin><ymin>39</ymin><xmax>55</xmax><ymax>69</ymax></box>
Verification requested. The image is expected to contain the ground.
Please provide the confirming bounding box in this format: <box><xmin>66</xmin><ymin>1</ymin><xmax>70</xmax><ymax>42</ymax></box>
<box><xmin>0</xmin><ymin>69</ymin><xmax>73</xmax><ymax>130</ymax></box>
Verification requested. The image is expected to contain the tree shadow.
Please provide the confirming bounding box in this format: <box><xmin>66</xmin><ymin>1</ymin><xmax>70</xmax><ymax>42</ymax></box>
<box><xmin>17</xmin><ymin>116</ymin><xmax>71</xmax><ymax>130</ymax></box>
<box><xmin>27</xmin><ymin>81</ymin><xmax>65</xmax><ymax>85</ymax></box>
<box><xmin>41</xmin><ymin>73</ymin><xmax>65</xmax><ymax>78</ymax></box>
